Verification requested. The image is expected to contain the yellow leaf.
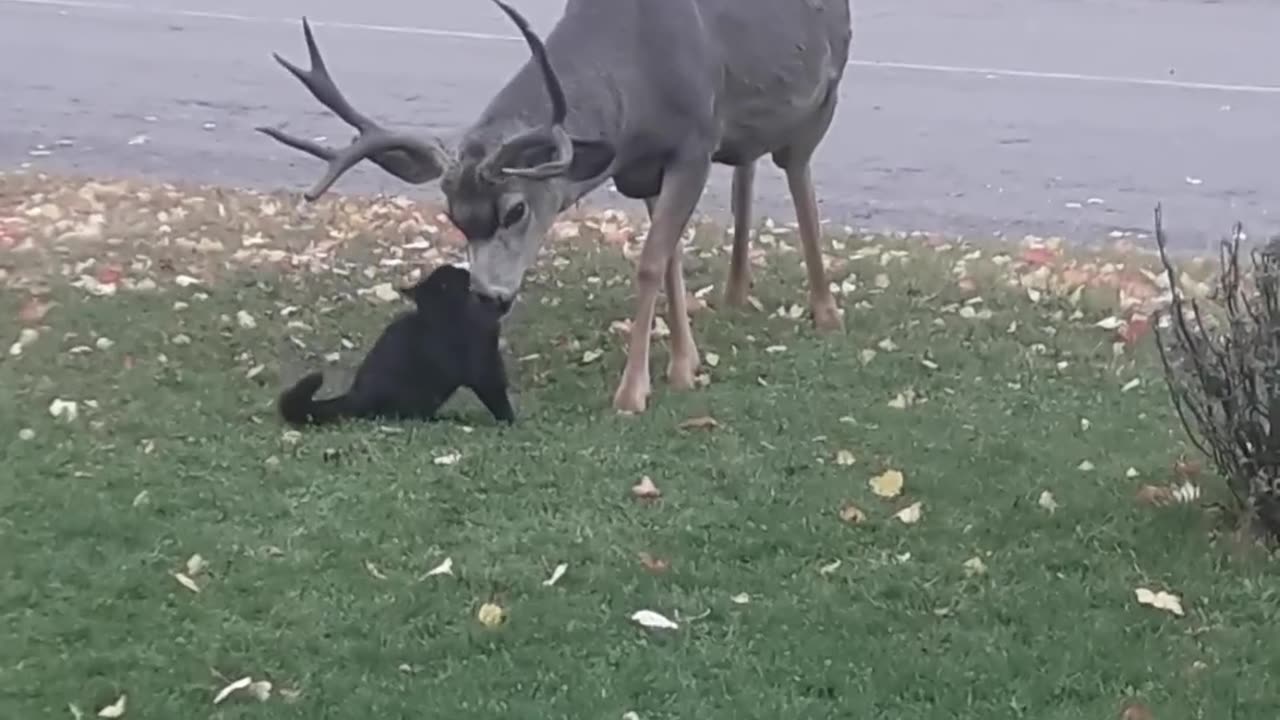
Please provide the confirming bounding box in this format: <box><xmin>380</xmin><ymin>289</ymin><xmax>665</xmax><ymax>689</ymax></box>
<box><xmin>869</xmin><ymin>469</ymin><xmax>905</xmax><ymax>498</ymax></box>
<box><xmin>477</xmin><ymin>602</ymin><xmax>506</xmax><ymax>627</ymax></box>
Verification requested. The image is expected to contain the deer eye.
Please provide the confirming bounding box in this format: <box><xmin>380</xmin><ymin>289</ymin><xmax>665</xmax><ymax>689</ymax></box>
<box><xmin>500</xmin><ymin>201</ymin><xmax>527</xmax><ymax>228</ymax></box>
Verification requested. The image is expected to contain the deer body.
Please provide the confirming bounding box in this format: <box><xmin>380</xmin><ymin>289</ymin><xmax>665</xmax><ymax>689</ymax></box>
<box><xmin>260</xmin><ymin>0</ymin><xmax>852</xmax><ymax>414</ymax></box>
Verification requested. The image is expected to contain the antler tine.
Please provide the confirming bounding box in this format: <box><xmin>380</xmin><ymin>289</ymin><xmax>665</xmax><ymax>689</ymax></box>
<box><xmin>257</xmin><ymin>17</ymin><xmax>453</xmax><ymax>200</ymax></box>
<box><xmin>273</xmin><ymin>17</ymin><xmax>378</xmax><ymax>132</ymax></box>
<box><xmin>491</xmin><ymin>0</ymin><xmax>567</xmax><ymax>126</ymax></box>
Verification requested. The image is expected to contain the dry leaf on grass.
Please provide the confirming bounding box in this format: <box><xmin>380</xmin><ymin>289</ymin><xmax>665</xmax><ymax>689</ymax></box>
<box><xmin>213</xmin><ymin>676</ymin><xmax>252</xmax><ymax>704</ymax></box>
<box><xmin>963</xmin><ymin>557</ymin><xmax>988</xmax><ymax>576</ymax></box>
<box><xmin>631</xmin><ymin>476</ymin><xmax>661</xmax><ymax>499</ymax></box>
<box><xmin>869</xmin><ymin>469</ymin><xmax>905</xmax><ymax>498</ymax></box>
<box><xmin>630</xmin><ymin>609</ymin><xmax>679</xmax><ymax>630</ymax></box>
<box><xmin>678</xmin><ymin>415</ymin><xmax>719</xmax><ymax>431</ymax></box>
<box><xmin>247</xmin><ymin>680</ymin><xmax>272</xmax><ymax>702</ymax></box>
<box><xmin>1135</xmin><ymin>587</ymin><xmax>1184</xmax><ymax>616</ymax></box>
<box><xmin>1120</xmin><ymin>699</ymin><xmax>1156</xmax><ymax>720</ymax></box>
<box><xmin>1038</xmin><ymin>490</ymin><xmax>1060</xmax><ymax>513</ymax></box>
<box><xmin>423</xmin><ymin>557</ymin><xmax>454</xmax><ymax>577</ymax></box>
<box><xmin>433</xmin><ymin>452</ymin><xmax>461</xmax><ymax>466</ymax></box>
<box><xmin>185</xmin><ymin>554</ymin><xmax>206</xmax><ymax>576</ymax></box>
<box><xmin>96</xmin><ymin>695</ymin><xmax>126</xmax><ymax>718</ymax></box>
<box><xmin>835</xmin><ymin>449</ymin><xmax>856</xmax><ymax>466</ymax></box>
<box><xmin>364</xmin><ymin>560</ymin><xmax>387</xmax><ymax>580</ymax></box>
<box><xmin>838</xmin><ymin>503</ymin><xmax>867</xmax><ymax>524</ymax></box>
<box><xmin>894</xmin><ymin>501</ymin><xmax>923</xmax><ymax>524</ymax></box>
<box><xmin>542</xmin><ymin>562</ymin><xmax>568</xmax><ymax>587</ymax></box>
<box><xmin>477</xmin><ymin>602</ymin><xmax>507</xmax><ymax>627</ymax></box>
<box><xmin>729</xmin><ymin>592</ymin><xmax>750</xmax><ymax>605</ymax></box>
<box><xmin>173</xmin><ymin>572</ymin><xmax>200</xmax><ymax>593</ymax></box>
<box><xmin>818</xmin><ymin>559</ymin><xmax>842</xmax><ymax>575</ymax></box>
<box><xmin>637</xmin><ymin>552</ymin><xmax>669</xmax><ymax>573</ymax></box>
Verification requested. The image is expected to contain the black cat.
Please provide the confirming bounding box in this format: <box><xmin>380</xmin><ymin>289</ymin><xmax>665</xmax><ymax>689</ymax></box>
<box><xmin>277</xmin><ymin>264</ymin><xmax>515</xmax><ymax>426</ymax></box>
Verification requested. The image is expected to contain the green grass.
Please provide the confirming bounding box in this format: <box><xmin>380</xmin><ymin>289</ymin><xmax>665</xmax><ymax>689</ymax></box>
<box><xmin>2</xmin><ymin>175</ymin><xmax>1279</xmax><ymax>719</ymax></box>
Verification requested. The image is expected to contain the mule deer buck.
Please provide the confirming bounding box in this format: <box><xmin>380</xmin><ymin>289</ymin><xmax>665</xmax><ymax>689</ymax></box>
<box><xmin>258</xmin><ymin>0</ymin><xmax>853</xmax><ymax>413</ymax></box>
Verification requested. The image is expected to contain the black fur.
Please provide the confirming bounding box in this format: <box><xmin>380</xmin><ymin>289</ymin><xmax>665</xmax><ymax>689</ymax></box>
<box><xmin>277</xmin><ymin>264</ymin><xmax>515</xmax><ymax>427</ymax></box>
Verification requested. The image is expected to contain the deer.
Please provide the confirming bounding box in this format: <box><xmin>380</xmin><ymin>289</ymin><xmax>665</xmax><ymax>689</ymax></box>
<box><xmin>257</xmin><ymin>0</ymin><xmax>853</xmax><ymax>414</ymax></box>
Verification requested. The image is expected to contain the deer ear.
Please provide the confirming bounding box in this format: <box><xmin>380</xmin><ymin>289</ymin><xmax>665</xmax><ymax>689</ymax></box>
<box><xmin>565</xmin><ymin>138</ymin><xmax>615</xmax><ymax>182</ymax></box>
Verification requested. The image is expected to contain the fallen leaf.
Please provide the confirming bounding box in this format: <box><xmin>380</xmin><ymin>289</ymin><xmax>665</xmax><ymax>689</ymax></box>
<box><xmin>869</xmin><ymin>469</ymin><xmax>905</xmax><ymax>498</ymax></box>
<box><xmin>1121</xmin><ymin>377</ymin><xmax>1141</xmax><ymax>393</ymax></box>
<box><xmin>1078</xmin><ymin>460</ymin><xmax>1095</xmax><ymax>472</ymax></box>
<box><xmin>630</xmin><ymin>609</ymin><xmax>679</xmax><ymax>630</ymax></box>
<box><xmin>1095</xmin><ymin>316</ymin><xmax>1124</xmax><ymax>330</ymax></box>
<box><xmin>729</xmin><ymin>592</ymin><xmax>750</xmax><ymax>605</ymax></box>
<box><xmin>247</xmin><ymin>680</ymin><xmax>272</xmax><ymax>702</ymax></box>
<box><xmin>18</xmin><ymin>428</ymin><xmax>35</xmax><ymax>441</ymax></box>
<box><xmin>97</xmin><ymin>695</ymin><xmax>126</xmax><ymax>718</ymax></box>
<box><xmin>1135</xmin><ymin>587</ymin><xmax>1185</xmax><ymax>616</ymax></box>
<box><xmin>433</xmin><ymin>452</ymin><xmax>461</xmax><ymax>466</ymax></box>
<box><xmin>69</xmin><ymin>703</ymin><xmax>84</xmax><ymax>720</ymax></box>
<box><xmin>580</xmin><ymin>348</ymin><xmax>603</xmax><ymax>364</ymax></box>
<box><xmin>818</xmin><ymin>559</ymin><xmax>842</xmax><ymax>575</ymax></box>
<box><xmin>963</xmin><ymin>556</ymin><xmax>988</xmax><ymax>576</ymax></box>
<box><xmin>631</xmin><ymin>476</ymin><xmax>661</xmax><ymax>499</ymax></box>
<box><xmin>894</xmin><ymin>501</ymin><xmax>923</xmax><ymax>524</ymax></box>
<box><xmin>213</xmin><ymin>676</ymin><xmax>252</xmax><ymax>704</ymax></box>
<box><xmin>839</xmin><ymin>502</ymin><xmax>867</xmax><ymax>524</ymax></box>
<box><xmin>835</xmin><ymin>449</ymin><xmax>856</xmax><ymax>466</ymax></box>
<box><xmin>235</xmin><ymin>310</ymin><xmax>257</xmax><ymax>329</ymax></box>
<box><xmin>49</xmin><ymin>398</ymin><xmax>79</xmax><ymax>422</ymax></box>
<box><xmin>1038</xmin><ymin>490</ymin><xmax>1059</xmax><ymax>513</ymax></box>
<box><xmin>423</xmin><ymin>557</ymin><xmax>454</xmax><ymax>577</ymax></box>
<box><xmin>185</xmin><ymin>554</ymin><xmax>206</xmax><ymax>576</ymax></box>
<box><xmin>173</xmin><ymin>572</ymin><xmax>200</xmax><ymax>593</ymax></box>
<box><xmin>1119</xmin><ymin>699</ymin><xmax>1155</xmax><ymax>720</ymax></box>
<box><xmin>364</xmin><ymin>560</ymin><xmax>387</xmax><ymax>580</ymax></box>
<box><xmin>678</xmin><ymin>415</ymin><xmax>719</xmax><ymax>431</ymax></box>
<box><xmin>477</xmin><ymin>602</ymin><xmax>506</xmax><ymax>627</ymax></box>
<box><xmin>637</xmin><ymin>552</ymin><xmax>669</xmax><ymax>573</ymax></box>
<box><xmin>542</xmin><ymin>562</ymin><xmax>568</xmax><ymax>587</ymax></box>
<box><xmin>1136</xmin><ymin>484</ymin><xmax>1175</xmax><ymax>506</ymax></box>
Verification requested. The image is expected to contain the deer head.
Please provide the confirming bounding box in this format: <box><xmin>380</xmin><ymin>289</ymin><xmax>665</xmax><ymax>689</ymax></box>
<box><xmin>257</xmin><ymin>0</ymin><xmax>615</xmax><ymax>308</ymax></box>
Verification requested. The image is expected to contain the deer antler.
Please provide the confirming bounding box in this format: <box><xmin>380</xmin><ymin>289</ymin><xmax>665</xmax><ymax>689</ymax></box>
<box><xmin>256</xmin><ymin>18</ymin><xmax>453</xmax><ymax>201</ymax></box>
<box><xmin>478</xmin><ymin>0</ymin><xmax>575</xmax><ymax>181</ymax></box>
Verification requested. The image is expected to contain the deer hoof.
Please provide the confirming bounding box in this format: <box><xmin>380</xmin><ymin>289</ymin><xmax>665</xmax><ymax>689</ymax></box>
<box><xmin>812</xmin><ymin>300</ymin><xmax>844</xmax><ymax>334</ymax></box>
<box><xmin>666</xmin><ymin>350</ymin><xmax>700</xmax><ymax>391</ymax></box>
<box><xmin>612</xmin><ymin>375</ymin><xmax>651</xmax><ymax>414</ymax></box>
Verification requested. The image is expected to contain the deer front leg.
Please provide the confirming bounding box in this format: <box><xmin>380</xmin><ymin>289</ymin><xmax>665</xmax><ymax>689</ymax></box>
<box><xmin>785</xmin><ymin>162</ymin><xmax>842</xmax><ymax>333</ymax></box>
<box><xmin>614</xmin><ymin>159</ymin><xmax>711</xmax><ymax>413</ymax></box>
<box><xmin>643</xmin><ymin>197</ymin><xmax>700</xmax><ymax>391</ymax></box>
<box><xmin>724</xmin><ymin>162</ymin><xmax>756</xmax><ymax>307</ymax></box>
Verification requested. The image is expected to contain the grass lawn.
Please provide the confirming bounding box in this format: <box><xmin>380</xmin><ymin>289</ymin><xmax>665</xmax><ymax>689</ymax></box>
<box><xmin>2</xmin><ymin>172</ymin><xmax>1278</xmax><ymax>719</ymax></box>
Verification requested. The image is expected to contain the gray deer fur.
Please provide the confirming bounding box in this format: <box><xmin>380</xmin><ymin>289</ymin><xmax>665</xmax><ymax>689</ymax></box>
<box><xmin>260</xmin><ymin>0</ymin><xmax>853</xmax><ymax>413</ymax></box>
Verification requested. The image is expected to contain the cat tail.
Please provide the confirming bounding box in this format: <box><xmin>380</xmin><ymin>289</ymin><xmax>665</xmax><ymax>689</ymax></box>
<box><xmin>277</xmin><ymin>371</ymin><xmax>352</xmax><ymax>427</ymax></box>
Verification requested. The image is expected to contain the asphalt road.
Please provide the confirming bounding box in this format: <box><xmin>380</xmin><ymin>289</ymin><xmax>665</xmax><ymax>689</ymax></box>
<box><xmin>2</xmin><ymin>0</ymin><xmax>1278</xmax><ymax>251</ymax></box>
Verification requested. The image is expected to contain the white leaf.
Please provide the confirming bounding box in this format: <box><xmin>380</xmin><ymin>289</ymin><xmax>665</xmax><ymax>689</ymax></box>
<box><xmin>893</xmin><ymin>501</ymin><xmax>923</xmax><ymax>524</ymax></box>
<box><xmin>173</xmin><ymin>572</ymin><xmax>200</xmax><ymax>593</ymax></box>
<box><xmin>424</xmin><ymin>557</ymin><xmax>454</xmax><ymax>577</ymax></box>
<box><xmin>729</xmin><ymin>592</ymin><xmax>750</xmax><ymax>604</ymax></box>
<box><xmin>818</xmin><ymin>559</ymin><xmax>842</xmax><ymax>575</ymax></box>
<box><xmin>49</xmin><ymin>398</ymin><xmax>79</xmax><ymax>422</ymax></box>
<box><xmin>213</xmin><ymin>676</ymin><xmax>252</xmax><ymax>704</ymax></box>
<box><xmin>247</xmin><ymin>680</ymin><xmax>272</xmax><ymax>702</ymax></box>
<box><xmin>1121</xmin><ymin>377</ymin><xmax>1141</xmax><ymax>393</ymax></box>
<box><xmin>433</xmin><ymin>452</ymin><xmax>461</xmax><ymax>466</ymax></box>
<box><xmin>630</xmin><ymin>609</ymin><xmax>679</xmax><ymax>630</ymax></box>
<box><xmin>96</xmin><ymin>695</ymin><xmax>126</xmax><ymax>718</ymax></box>
<box><xmin>235</xmin><ymin>310</ymin><xmax>257</xmax><ymax>329</ymax></box>
<box><xmin>185</xmin><ymin>554</ymin><xmax>206</xmax><ymax>576</ymax></box>
<box><xmin>1094</xmin><ymin>316</ymin><xmax>1123</xmax><ymax>330</ymax></box>
<box><xmin>1038</xmin><ymin>490</ymin><xmax>1059</xmax><ymax>513</ymax></box>
<box><xmin>542</xmin><ymin>562</ymin><xmax>568</xmax><ymax>587</ymax></box>
<box><xmin>1135</xmin><ymin>587</ymin><xmax>1185</xmax><ymax>616</ymax></box>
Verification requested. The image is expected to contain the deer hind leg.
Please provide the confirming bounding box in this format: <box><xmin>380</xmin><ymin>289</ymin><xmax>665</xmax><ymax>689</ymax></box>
<box><xmin>643</xmin><ymin>197</ymin><xmax>700</xmax><ymax>391</ymax></box>
<box><xmin>724</xmin><ymin>162</ymin><xmax>756</xmax><ymax>307</ymax></box>
<box><xmin>774</xmin><ymin>91</ymin><xmax>843</xmax><ymax>333</ymax></box>
<box><xmin>614</xmin><ymin>159</ymin><xmax>711</xmax><ymax>413</ymax></box>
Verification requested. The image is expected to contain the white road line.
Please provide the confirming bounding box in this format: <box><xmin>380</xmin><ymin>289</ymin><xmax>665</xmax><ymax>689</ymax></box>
<box><xmin>6</xmin><ymin>0</ymin><xmax>1280</xmax><ymax>95</ymax></box>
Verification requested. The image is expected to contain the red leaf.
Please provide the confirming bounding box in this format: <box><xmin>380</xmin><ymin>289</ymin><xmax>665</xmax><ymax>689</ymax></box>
<box><xmin>96</xmin><ymin>265</ymin><xmax>124</xmax><ymax>285</ymax></box>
